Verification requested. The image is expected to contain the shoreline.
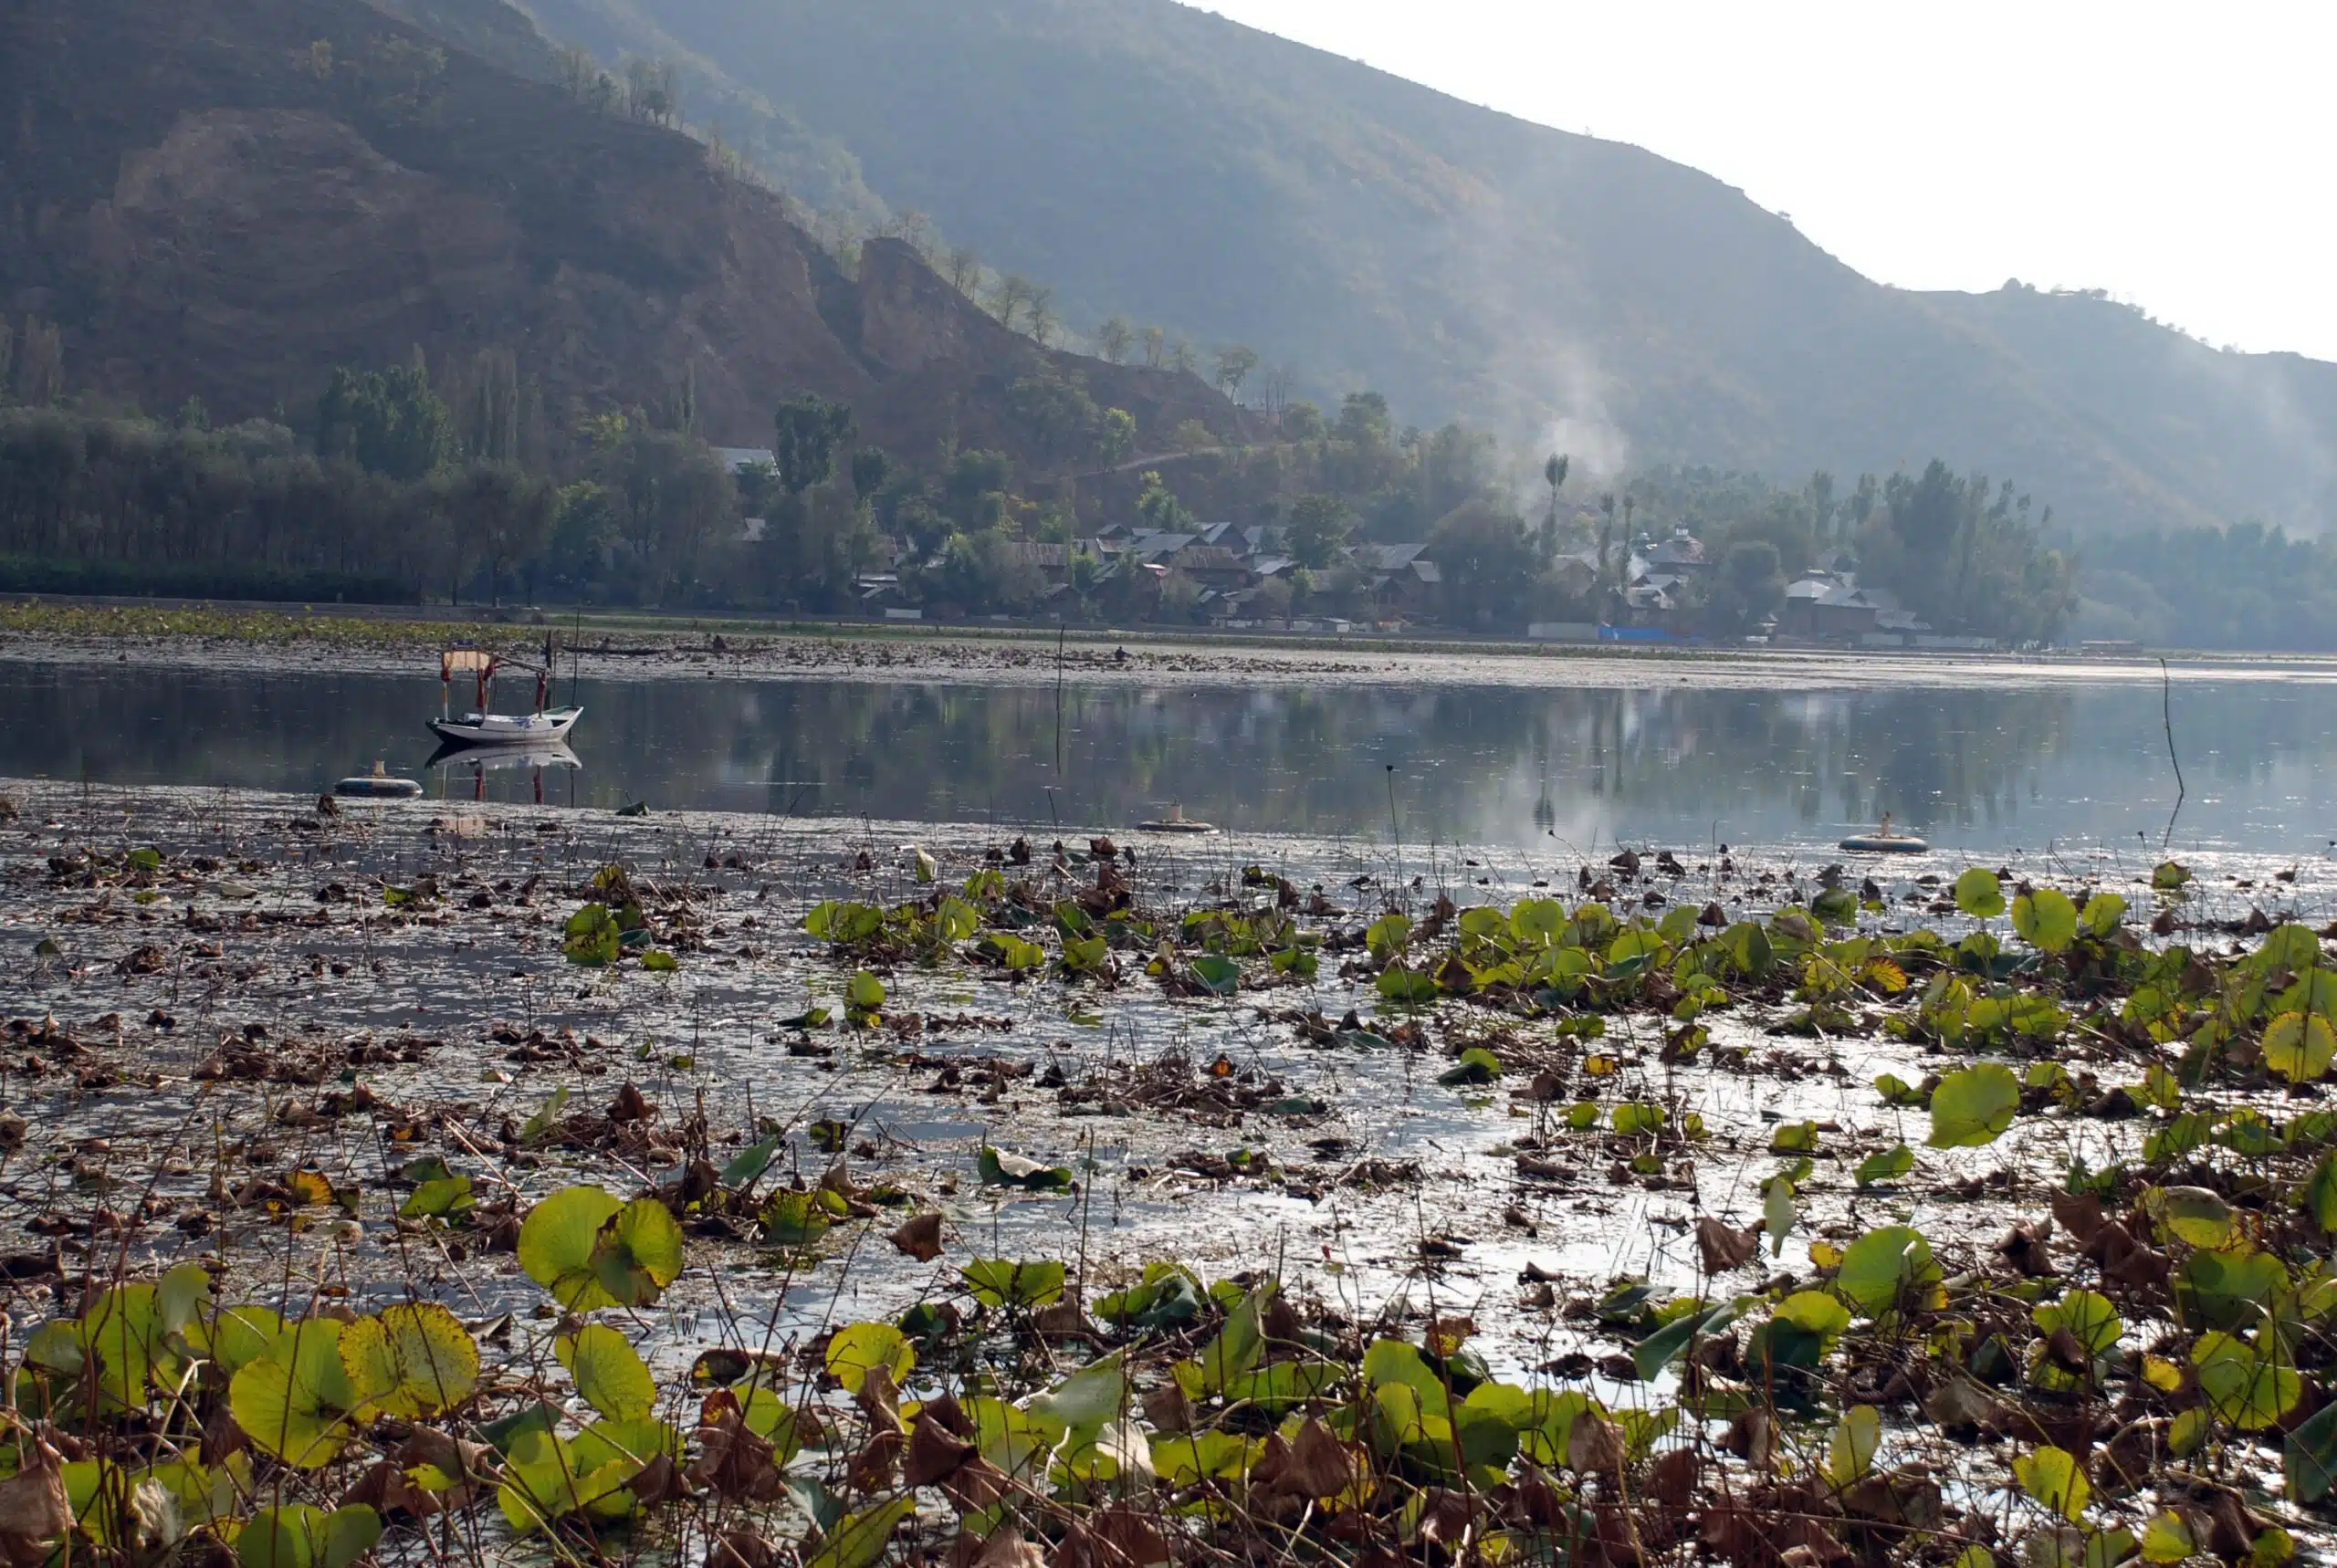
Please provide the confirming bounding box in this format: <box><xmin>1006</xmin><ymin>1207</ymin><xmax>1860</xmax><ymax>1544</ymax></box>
<box><xmin>6</xmin><ymin>599</ymin><xmax>2335</xmax><ymax>691</ymax></box>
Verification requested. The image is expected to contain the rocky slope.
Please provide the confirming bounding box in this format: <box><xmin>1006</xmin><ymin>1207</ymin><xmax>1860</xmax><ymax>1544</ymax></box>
<box><xmin>0</xmin><ymin>0</ymin><xmax>1240</xmax><ymax>469</ymax></box>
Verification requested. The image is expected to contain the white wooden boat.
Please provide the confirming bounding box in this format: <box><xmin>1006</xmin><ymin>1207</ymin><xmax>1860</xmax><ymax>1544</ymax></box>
<box><xmin>428</xmin><ymin>706</ymin><xmax>582</xmax><ymax>747</ymax></box>
<box><xmin>430</xmin><ymin>645</ymin><xmax>582</xmax><ymax>747</ymax></box>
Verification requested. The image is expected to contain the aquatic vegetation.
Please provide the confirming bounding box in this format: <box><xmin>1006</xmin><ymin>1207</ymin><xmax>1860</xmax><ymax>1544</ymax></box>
<box><xmin>5</xmin><ymin>785</ymin><xmax>2337</xmax><ymax>1567</ymax></box>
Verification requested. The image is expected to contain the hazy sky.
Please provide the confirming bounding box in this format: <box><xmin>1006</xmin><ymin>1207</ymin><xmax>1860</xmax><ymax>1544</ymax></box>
<box><xmin>1184</xmin><ymin>1</ymin><xmax>2337</xmax><ymax>363</ymax></box>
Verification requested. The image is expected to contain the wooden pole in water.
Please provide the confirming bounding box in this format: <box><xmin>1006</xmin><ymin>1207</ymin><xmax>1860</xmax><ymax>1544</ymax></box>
<box><xmin>2160</xmin><ymin>656</ymin><xmax>2185</xmax><ymax>850</ymax></box>
<box><xmin>1386</xmin><ymin>764</ymin><xmax>1402</xmax><ymax>894</ymax></box>
<box><xmin>1054</xmin><ymin>619</ymin><xmax>1066</xmax><ymax>780</ymax></box>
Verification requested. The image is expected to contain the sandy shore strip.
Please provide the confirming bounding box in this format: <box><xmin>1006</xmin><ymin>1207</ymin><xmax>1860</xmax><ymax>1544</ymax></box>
<box><xmin>5</xmin><ymin>601</ymin><xmax>2334</xmax><ymax>691</ymax></box>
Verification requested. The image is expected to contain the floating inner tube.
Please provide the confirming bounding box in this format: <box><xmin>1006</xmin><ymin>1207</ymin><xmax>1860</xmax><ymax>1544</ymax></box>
<box><xmin>1839</xmin><ymin>833</ymin><xmax>1927</xmax><ymax>853</ymax></box>
<box><xmin>335</xmin><ymin>776</ymin><xmax>423</xmax><ymax>799</ymax></box>
<box><xmin>1138</xmin><ymin>819</ymin><xmax>1216</xmax><ymax>834</ymax></box>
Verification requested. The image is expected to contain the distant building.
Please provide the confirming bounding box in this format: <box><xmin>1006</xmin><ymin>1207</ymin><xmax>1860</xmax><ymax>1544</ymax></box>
<box><xmin>1779</xmin><ymin>571</ymin><xmax>1934</xmax><ymax>642</ymax></box>
<box><xmin>1344</xmin><ymin>542</ymin><xmax>1441</xmax><ymax>614</ymax></box>
<box><xmin>713</xmin><ymin>446</ymin><xmax>776</xmax><ymax>474</ymax></box>
<box><xmin>1647</xmin><ymin>526</ymin><xmax>1709</xmax><ymax>573</ymax></box>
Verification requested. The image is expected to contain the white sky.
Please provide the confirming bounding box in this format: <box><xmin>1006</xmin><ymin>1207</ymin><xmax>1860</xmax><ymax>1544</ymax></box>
<box><xmin>1182</xmin><ymin>0</ymin><xmax>2337</xmax><ymax>362</ymax></box>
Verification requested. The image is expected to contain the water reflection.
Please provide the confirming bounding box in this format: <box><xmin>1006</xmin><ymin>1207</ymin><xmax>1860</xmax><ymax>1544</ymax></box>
<box><xmin>1</xmin><ymin>662</ymin><xmax>2332</xmax><ymax>854</ymax></box>
<box><xmin>425</xmin><ymin>742</ymin><xmax>582</xmax><ymax>808</ymax></box>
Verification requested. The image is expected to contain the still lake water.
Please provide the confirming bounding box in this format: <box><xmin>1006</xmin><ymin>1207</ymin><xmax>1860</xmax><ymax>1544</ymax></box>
<box><xmin>3</xmin><ymin>660</ymin><xmax>2334</xmax><ymax>858</ymax></box>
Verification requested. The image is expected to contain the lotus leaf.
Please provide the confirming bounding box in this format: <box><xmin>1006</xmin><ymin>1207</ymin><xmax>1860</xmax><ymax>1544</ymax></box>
<box><xmin>2264</xmin><ymin>1010</ymin><xmax>2336</xmax><ymax>1083</ymax></box>
<box><xmin>2194</xmin><ymin>1331</ymin><xmax>2300</xmax><ymax>1429</ymax></box>
<box><xmin>561</xmin><ymin>904</ymin><xmax>622</xmax><ymax>965</ymax></box>
<box><xmin>229</xmin><ymin>1319</ymin><xmax>363</xmax><ymax>1469</ymax></box>
<box><xmin>1927</xmin><ymin>1062</ymin><xmax>2020</xmax><ymax>1147</ymax></box>
<box><xmin>1836</xmin><ymin>1226</ymin><xmax>1944</xmax><ymax>1318</ymax></box>
<box><xmin>2011</xmin><ymin>888</ymin><xmax>2079</xmax><ymax>953</ymax></box>
<box><xmin>2013</xmin><ymin>1444</ymin><xmax>2089</xmax><ymax>1521</ymax></box>
<box><xmin>339</xmin><ymin>1303</ymin><xmax>477</xmax><ymax>1418</ymax></box>
<box><xmin>824</xmin><ymin>1322</ymin><xmax>915</xmax><ymax>1393</ymax></box>
<box><xmin>961</xmin><ymin>1258</ymin><xmax>1067</xmax><ymax>1309</ymax></box>
<box><xmin>234</xmin><ymin>1504</ymin><xmax>383</xmax><ymax>1568</ymax></box>
<box><xmin>558</xmin><ymin>1323</ymin><xmax>657</xmax><ymax>1421</ymax></box>
<box><xmin>1954</xmin><ymin>867</ymin><xmax>2006</xmax><ymax>919</ymax></box>
<box><xmin>1854</xmin><ymin>1144</ymin><xmax>1914</xmax><ymax>1186</ymax></box>
<box><xmin>977</xmin><ymin>1145</ymin><xmax>1073</xmax><ymax>1189</ymax></box>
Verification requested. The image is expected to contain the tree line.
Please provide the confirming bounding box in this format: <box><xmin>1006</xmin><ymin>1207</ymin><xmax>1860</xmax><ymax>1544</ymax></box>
<box><xmin>2</xmin><ymin>311</ymin><xmax>2269</xmax><ymax>649</ymax></box>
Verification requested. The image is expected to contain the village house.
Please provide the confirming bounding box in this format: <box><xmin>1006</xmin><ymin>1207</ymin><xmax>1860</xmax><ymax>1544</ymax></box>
<box><xmin>1345</xmin><ymin>541</ymin><xmax>1441</xmax><ymax>618</ymax></box>
<box><xmin>1778</xmin><ymin>570</ymin><xmax>1934</xmax><ymax>642</ymax></box>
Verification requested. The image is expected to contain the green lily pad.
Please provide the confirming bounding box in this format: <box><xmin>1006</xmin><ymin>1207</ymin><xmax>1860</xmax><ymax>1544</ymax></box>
<box><xmin>339</xmin><ymin>1303</ymin><xmax>478</xmax><ymax>1419</ymax></box>
<box><xmin>1954</xmin><ymin>868</ymin><xmax>2006</xmax><ymax>919</ymax></box>
<box><xmin>961</xmin><ymin>1259</ymin><xmax>1066</xmax><ymax>1309</ymax></box>
<box><xmin>1928</xmin><ymin>1063</ymin><xmax>2020</xmax><ymax>1147</ymax></box>
<box><xmin>557</xmin><ymin>1323</ymin><xmax>657</xmax><ymax>1421</ymax></box>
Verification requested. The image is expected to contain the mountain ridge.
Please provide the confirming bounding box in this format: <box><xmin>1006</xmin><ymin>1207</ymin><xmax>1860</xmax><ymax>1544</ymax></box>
<box><xmin>500</xmin><ymin>0</ymin><xmax>2337</xmax><ymax>535</ymax></box>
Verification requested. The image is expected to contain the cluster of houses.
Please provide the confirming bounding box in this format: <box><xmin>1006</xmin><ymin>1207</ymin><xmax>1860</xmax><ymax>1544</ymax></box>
<box><xmin>1551</xmin><ymin>528</ymin><xmax>1996</xmax><ymax>649</ymax></box>
<box><xmin>863</xmin><ymin>521</ymin><xmax>1990</xmax><ymax>645</ymax></box>
<box><xmin>719</xmin><ymin>450</ymin><xmax>1992</xmax><ymax>643</ymax></box>
<box><xmin>855</xmin><ymin>520</ymin><xmax>1447</xmax><ymax>629</ymax></box>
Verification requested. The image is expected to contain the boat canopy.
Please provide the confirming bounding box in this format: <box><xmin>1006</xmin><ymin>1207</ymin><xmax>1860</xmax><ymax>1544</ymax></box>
<box><xmin>442</xmin><ymin>648</ymin><xmax>497</xmax><ymax>680</ymax></box>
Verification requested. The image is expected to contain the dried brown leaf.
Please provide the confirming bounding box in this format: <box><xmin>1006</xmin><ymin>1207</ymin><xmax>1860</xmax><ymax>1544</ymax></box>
<box><xmin>890</xmin><ymin>1211</ymin><xmax>945</xmax><ymax>1261</ymax></box>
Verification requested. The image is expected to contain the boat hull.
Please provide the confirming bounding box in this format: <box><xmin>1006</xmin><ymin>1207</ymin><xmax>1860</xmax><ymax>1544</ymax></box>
<box><xmin>334</xmin><ymin>776</ymin><xmax>423</xmax><ymax>799</ymax></box>
<box><xmin>1838</xmin><ymin>834</ymin><xmax>1928</xmax><ymax>853</ymax></box>
<box><xmin>428</xmin><ymin>706</ymin><xmax>582</xmax><ymax>747</ymax></box>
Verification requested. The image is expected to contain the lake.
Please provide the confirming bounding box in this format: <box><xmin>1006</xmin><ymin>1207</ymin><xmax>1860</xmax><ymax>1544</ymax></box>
<box><xmin>2</xmin><ymin>657</ymin><xmax>2333</xmax><ymax>858</ymax></box>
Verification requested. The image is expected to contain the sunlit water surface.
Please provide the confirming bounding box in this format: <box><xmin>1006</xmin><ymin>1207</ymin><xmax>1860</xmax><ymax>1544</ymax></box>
<box><xmin>4</xmin><ymin>660</ymin><xmax>2335</xmax><ymax>859</ymax></box>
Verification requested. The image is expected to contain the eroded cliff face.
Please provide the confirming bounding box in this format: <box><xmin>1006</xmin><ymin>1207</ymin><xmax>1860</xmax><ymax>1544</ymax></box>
<box><xmin>84</xmin><ymin>109</ymin><xmax>527</xmax><ymax>415</ymax></box>
<box><xmin>0</xmin><ymin>0</ymin><xmax>1241</xmax><ymax>470</ymax></box>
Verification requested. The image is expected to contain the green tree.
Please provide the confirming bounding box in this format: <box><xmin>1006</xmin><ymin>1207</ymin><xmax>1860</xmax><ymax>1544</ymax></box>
<box><xmin>992</xmin><ymin>275</ymin><xmax>1033</xmax><ymax>332</ymax></box>
<box><xmin>1285</xmin><ymin>494</ymin><xmax>1352</xmax><ymax>569</ymax></box>
<box><xmin>622</xmin><ymin>56</ymin><xmax>677</xmax><ymax>125</ymax></box>
<box><xmin>850</xmin><ymin>445</ymin><xmax>894</xmax><ymax>501</ymax></box>
<box><xmin>1096</xmin><ymin>407</ymin><xmax>1137</xmax><ymax>465</ymax></box>
<box><xmin>765</xmin><ymin>481</ymin><xmax>881</xmax><ymax>611</ymax></box>
<box><xmin>1856</xmin><ymin>458</ymin><xmax>2074</xmax><ymax>643</ymax></box>
<box><xmin>945</xmin><ymin>246</ymin><xmax>981</xmax><ymax>296</ymax></box>
<box><xmin>1026</xmin><ymin>285</ymin><xmax>1058</xmax><ymax>347</ymax></box>
<box><xmin>1281</xmin><ymin>402</ymin><xmax>1326</xmax><ymax>442</ymax></box>
<box><xmin>448</xmin><ymin>462</ymin><xmax>557</xmax><ymax>604</ymax></box>
<box><xmin>772</xmin><ymin>394</ymin><xmax>856</xmax><ymax>497</ymax></box>
<box><xmin>734</xmin><ymin>458</ymin><xmax>783</xmax><ymax>518</ymax></box>
<box><xmin>315</xmin><ymin>363</ymin><xmax>453</xmax><ymax>482</ymax></box>
<box><xmin>546</xmin><ymin>480</ymin><xmax>621</xmax><ymax>590</ymax></box>
<box><xmin>914</xmin><ymin>528</ymin><xmax>1041</xmax><ymax>614</ymax></box>
<box><xmin>1428</xmin><ymin>499</ymin><xmax>1537</xmax><ymax>628</ymax></box>
<box><xmin>1214</xmin><ymin>345</ymin><xmax>1259</xmax><ymax>402</ymax></box>
<box><xmin>591</xmin><ymin>424</ymin><xmax>736</xmax><ymax>603</ymax></box>
<box><xmin>1705</xmin><ymin>538</ymin><xmax>1785</xmax><ymax>636</ymax></box>
<box><xmin>1005</xmin><ymin>367</ymin><xmax>1097</xmax><ymax>462</ymax></box>
<box><xmin>1134</xmin><ymin>470</ymin><xmax>1193</xmax><ymax>533</ymax></box>
<box><xmin>1540</xmin><ymin>453</ymin><xmax>1569</xmax><ymax>561</ymax></box>
<box><xmin>1095</xmin><ymin>318</ymin><xmax>1134</xmax><ymax>364</ymax></box>
<box><xmin>1595</xmin><ymin>493</ymin><xmax>1617</xmax><ymax>611</ymax></box>
<box><xmin>941</xmin><ymin>449</ymin><xmax>1014</xmax><ymax>529</ymax></box>
<box><xmin>1335</xmin><ymin>392</ymin><xmax>1391</xmax><ymax>450</ymax></box>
